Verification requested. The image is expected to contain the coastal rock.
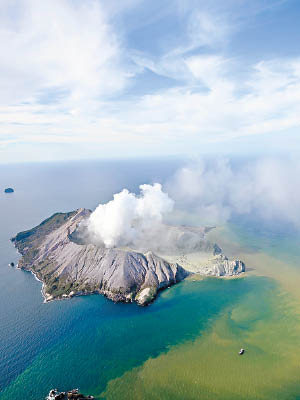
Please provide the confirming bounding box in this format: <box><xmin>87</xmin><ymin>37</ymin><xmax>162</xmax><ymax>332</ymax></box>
<box><xmin>12</xmin><ymin>208</ymin><xmax>189</xmax><ymax>305</ymax></box>
<box><xmin>136</xmin><ymin>287</ymin><xmax>157</xmax><ymax>306</ymax></box>
<box><xmin>197</xmin><ymin>254</ymin><xmax>245</xmax><ymax>276</ymax></box>
<box><xmin>46</xmin><ymin>388</ymin><xmax>94</xmax><ymax>399</ymax></box>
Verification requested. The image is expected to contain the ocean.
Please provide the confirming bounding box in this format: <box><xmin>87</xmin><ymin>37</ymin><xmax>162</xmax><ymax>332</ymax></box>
<box><xmin>1</xmin><ymin>159</ymin><xmax>300</xmax><ymax>399</ymax></box>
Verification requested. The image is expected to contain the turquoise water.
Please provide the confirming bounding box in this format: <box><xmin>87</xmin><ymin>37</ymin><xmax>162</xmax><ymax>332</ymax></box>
<box><xmin>1</xmin><ymin>160</ymin><xmax>299</xmax><ymax>399</ymax></box>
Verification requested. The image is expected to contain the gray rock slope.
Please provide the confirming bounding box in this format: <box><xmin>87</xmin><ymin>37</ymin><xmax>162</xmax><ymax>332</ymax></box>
<box><xmin>12</xmin><ymin>208</ymin><xmax>189</xmax><ymax>305</ymax></box>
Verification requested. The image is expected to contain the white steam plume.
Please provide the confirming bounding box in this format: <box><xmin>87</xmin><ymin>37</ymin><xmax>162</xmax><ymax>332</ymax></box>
<box><xmin>87</xmin><ymin>183</ymin><xmax>174</xmax><ymax>248</ymax></box>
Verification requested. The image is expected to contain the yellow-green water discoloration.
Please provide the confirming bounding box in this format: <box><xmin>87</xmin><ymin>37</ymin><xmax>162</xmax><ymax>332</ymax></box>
<box><xmin>101</xmin><ymin>284</ymin><xmax>300</xmax><ymax>400</ymax></box>
<box><xmin>101</xmin><ymin>224</ymin><xmax>300</xmax><ymax>400</ymax></box>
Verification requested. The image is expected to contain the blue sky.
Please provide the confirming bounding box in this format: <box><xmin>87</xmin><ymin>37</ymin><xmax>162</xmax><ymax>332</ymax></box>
<box><xmin>1</xmin><ymin>0</ymin><xmax>300</xmax><ymax>163</ymax></box>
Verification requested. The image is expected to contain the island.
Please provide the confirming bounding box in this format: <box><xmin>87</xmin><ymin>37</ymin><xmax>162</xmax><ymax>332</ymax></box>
<box><xmin>4</xmin><ymin>187</ymin><xmax>14</xmax><ymax>193</ymax></box>
<box><xmin>11</xmin><ymin>208</ymin><xmax>245</xmax><ymax>306</ymax></box>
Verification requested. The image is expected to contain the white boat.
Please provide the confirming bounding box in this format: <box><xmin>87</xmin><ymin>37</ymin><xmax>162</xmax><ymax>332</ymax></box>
<box><xmin>239</xmin><ymin>348</ymin><xmax>245</xmax><ymax>355</ymax></box>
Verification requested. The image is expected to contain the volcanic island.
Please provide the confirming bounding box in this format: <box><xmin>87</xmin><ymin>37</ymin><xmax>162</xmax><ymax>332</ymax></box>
<box><xmin>11</xmin><ymin>208</ymin><xmax>245</xmax><ymax>306</ymax></box>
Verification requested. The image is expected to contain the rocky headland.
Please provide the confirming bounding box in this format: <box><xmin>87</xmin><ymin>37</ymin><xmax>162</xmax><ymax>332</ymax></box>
<box><xmin>12</xmin><ymin>208</ymin><xmax>245</xmax><ymax>306</ymax></box>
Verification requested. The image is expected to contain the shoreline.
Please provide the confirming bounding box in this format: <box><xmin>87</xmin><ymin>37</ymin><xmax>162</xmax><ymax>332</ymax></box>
<box><xmin>17</xmin><ymin>261</ymin><xmax>246</xmax><ymax>307</ymax></box>
<box><xmin>17</xmin><ymin>263</ymin><xmax>50</xmax><ymax>303</ymax></box>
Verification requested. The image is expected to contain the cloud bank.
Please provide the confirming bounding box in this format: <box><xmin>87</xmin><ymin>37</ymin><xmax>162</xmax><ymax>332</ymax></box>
<box><xmin>167</xmin><ymin>157</ymin><xmax>300</xmax><ymax>227</ymax></box>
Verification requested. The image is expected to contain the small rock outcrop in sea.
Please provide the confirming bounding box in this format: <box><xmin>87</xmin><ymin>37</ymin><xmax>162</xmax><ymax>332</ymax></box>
<box><xmin>46</xmin><ymin>388</ymin><xmax>94</xmax><ymax>399</ymax></box>
<box><xmin>11</xmin><ymin>208</ymin><xmax>245</xmax><ymax>306</ymax></box>
<box><xmin>4</xmin><ymin>187</ymin><xmax>14</xmax><ymax>193</ymax></box>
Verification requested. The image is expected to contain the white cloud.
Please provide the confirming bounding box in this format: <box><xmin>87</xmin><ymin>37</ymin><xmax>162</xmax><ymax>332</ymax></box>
<box><xmin>187</xmin><ymin>11</ymin><xmax>231</xmax><ymax>50</ymax></box>
<box><xmin>185</xmin><ymin>55</ymin><xmax>229</xmax><ymax>86</ymax></box>
<box><xmin>113</xmin><ymin>56</ymin><xmax>300</xmax><ymax>145</ymax></box>
<box><xmin>0</xmin><ymin>0</ymin><xmax>300</xmax><ymax>162</ymax></box>
<box><xmin>0</xmin><ymin>0</ymin><xmax>127</xmax><ymax>107</ymax></box>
